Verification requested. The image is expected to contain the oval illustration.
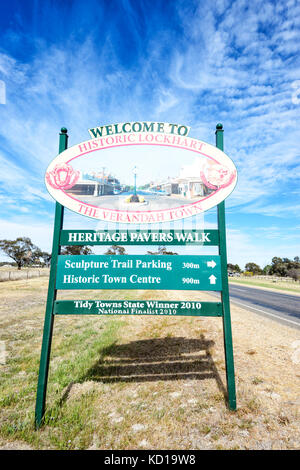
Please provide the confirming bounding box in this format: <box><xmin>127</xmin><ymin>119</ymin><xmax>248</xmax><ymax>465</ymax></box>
<box><xmin>45</xmin><ymin>128</ymin><xmax>237</xmax><ymax>224</ymax></box>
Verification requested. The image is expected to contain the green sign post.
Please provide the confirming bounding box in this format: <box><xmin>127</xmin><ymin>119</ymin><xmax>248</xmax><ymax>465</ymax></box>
<box><xmin>35</xmin><ymin>124</ymin><xmax>236</xmax><ymax>428</ymax></box>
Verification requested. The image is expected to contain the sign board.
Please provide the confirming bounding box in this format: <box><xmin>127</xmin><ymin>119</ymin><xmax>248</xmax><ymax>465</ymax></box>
<box><xmin>56</xmin><ymin>255</ymin><xmax>222</xmax><ymax>290</ymax></box>
<box><xmin>45</xmin><ymin>121</ymin><xmax>237</xmax><ymax>223</ymax></box>
<box><xmin>35</xmin><ymin>123</ymin><xmax>237</xmax><ymax>429</ymax></box>
<box><xmin>54</xmin><ymin>300</ymin><xmax>223</xmax><ymax>316</ymax></box>
<box><xmin>60</xmin><ymin>229</ymin><xmax>219</xmax><ymax>246</ymax></box>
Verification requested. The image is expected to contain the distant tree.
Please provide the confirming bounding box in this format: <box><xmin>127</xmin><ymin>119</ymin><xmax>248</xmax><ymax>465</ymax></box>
<box><xmin>39</xmin><ymin>251</ymin><xmax>52</xmax><ymax>266</ymax></box>
<box><xmin>104</xmin><ymin>245</ymin><xmax>127</xmax><ymax>255</ymax></box>
<box><xmin>0</xmin><ymin>237</ymin><xmax>42</xmax><ymax>270</ymax></box>
<box><xmin>282</xmin><ymin>258</ymin><xmax>296</xmax><ymax>270</ymax></box>
<box><xmin>269</xmin><ymin>256</ymin><xmax>289</xmax><ymax>276</ymax></box>
<box><xmin>244</xmin><ymin>262</ymin><xmax>262</xmax><ymax>274</ymax></box>
<box><xmin>147</xmin><ymin>246</ymin><xmax>178</xmax><ymax>255</ymax></box>
<box><xmin>227</xmin><ymin>263</ymin><xmax>241</xmax><ymax>273</ymax></box>
<box><xmin>61</xmin><ymin>246</ymin><xmax>93</xmax><ymax>256</ymax></box>
<box><xmin>243</xmin><ymin>257</ymin><xmax>300</xmax><ymax>278</ymax></box>
<box><xmin>271</xmin><ymin>257</ymin><xmax>282</xmax><ymax>265</ymax></box>
<box><xmin>287</xmin><ymin>269</ymin><xmax>300</xmax><ymax>281</ymax></box>
<box><xmin>262</xmin><ymin>265</ymin><xmax>272</xmax><ymax>275</ymax></box>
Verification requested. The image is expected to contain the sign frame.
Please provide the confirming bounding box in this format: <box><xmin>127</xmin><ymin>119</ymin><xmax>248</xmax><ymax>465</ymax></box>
<box><xmin>35</xmin><ymin>124</ymin><xmax>236</xmax><ymax>428</ymax></box>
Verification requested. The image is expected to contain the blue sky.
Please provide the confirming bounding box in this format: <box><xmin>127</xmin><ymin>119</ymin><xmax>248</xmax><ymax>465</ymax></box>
<box><xmin>0</xmin><ymin>0</ymin><xmax>299</xmax><ymax>269</ymax></box>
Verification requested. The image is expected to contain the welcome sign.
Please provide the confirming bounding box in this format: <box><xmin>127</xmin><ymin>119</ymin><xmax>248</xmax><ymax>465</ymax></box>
<box><xmin>35</xmin><ymin>122</ymin><xmax>237</xmax><ymax>428</ymax></box>
<box><xmin>45</xmin><ymin>121</ymin><xmax>237</xmax><ymax>223</ymax></box>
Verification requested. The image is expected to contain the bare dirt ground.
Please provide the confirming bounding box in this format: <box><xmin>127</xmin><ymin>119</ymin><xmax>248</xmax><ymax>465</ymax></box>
<box><xmin>0</xmin><ymin>278</ymin><xmax>299</xmax><ymax>450</ymax></box>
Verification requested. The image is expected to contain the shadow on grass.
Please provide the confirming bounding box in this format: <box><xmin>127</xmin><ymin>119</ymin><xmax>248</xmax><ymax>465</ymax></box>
<box><xmin>73</xmin><ymin>334</ymin><xmax>227</xmax><ymax>401</ymax></box>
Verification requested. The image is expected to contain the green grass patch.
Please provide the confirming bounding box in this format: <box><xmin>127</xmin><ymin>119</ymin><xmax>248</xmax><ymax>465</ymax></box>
<box><xmin>0</xmin><ymin>314</ymin><xmax>125</xmax><ymax>449</ymax></box>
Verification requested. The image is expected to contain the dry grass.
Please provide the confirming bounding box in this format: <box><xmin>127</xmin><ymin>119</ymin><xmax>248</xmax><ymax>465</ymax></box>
<box><xmin>0</xmin><ymin>278</ymin><xmax>299</xmax><ymax>450</ymax></box>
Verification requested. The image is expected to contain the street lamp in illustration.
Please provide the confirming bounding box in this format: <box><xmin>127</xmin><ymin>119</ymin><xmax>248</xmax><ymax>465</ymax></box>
<box><xmin>130</xmin><ymin>166</ymin><xmax>139</xmax><ymax>202</ymax></box>
<box><xmin>133</xmin><ymin>166</ymin><xmax>137</xmax><ymax>195</ymax></box>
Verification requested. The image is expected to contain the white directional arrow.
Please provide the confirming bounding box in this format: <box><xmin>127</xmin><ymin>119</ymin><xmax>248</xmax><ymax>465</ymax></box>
<box><xmin>207</xmin><ymin>260</ymin><xmax>216</xmax><ymax>268</ymax></box>
<box><xmin>209</xmin><ymin>274</ymin><xmax>217</xmax><ymax>284</ymax></box>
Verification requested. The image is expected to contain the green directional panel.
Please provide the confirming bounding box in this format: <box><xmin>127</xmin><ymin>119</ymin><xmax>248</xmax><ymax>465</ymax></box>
<box><xmin>54</xmin><ymin>300</ymin><xmax>223</xmax><ymax>316</ymax></box>
<box><xmin>56</xmin><ymin>255</ymin><xmax>222</xmax><ymax>291</ymax></box>
<box><xmin>60</xmin><ymin>229</ymin><xmax>219</xmax><ymax>246</ymax></box>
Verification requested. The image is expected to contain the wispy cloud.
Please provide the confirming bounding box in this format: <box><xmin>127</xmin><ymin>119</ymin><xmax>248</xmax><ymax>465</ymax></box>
<box><xmin>0</xmin><ymin>0</ymin><xmax>299</xmax><ymax>264</ymax></box>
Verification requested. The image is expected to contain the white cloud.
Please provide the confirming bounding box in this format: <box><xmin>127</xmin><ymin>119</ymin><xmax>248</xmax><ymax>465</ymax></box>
<box><xmin>0</xmin><ymin>218</ymin><xmax>53</xmax><ymax>257</ymax></box>
<box><xmin>227</xmin><ymin>228</ymin><xmax>299</xmax><ymax>268</ymax></box>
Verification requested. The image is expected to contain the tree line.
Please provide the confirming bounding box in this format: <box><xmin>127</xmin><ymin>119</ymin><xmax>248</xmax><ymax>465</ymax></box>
<box><xmin>0</xmin><ymin>237</ymin><xmax>92</xmax><ymax>270</ymax></box>
<box><xmin>0</xmin><ymin>237</ymin><xmax>299</xmax><ymax>280</ymax></box>
<box><xmin>228</xmin><ymin>257</ymin><xmax>300</xmax><ymax>280</ymax></box>
<box><xmin>0</xmin><ymin>237</ymin><xmax>179</xmax><ymax>270</ymax></box>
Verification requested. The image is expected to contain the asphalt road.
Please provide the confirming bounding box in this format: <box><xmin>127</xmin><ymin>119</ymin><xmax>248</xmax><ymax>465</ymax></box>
<box><xmin>227</xmin><ymin>283</ymin><xmax>300</xmax><ymax>329</ymax></box>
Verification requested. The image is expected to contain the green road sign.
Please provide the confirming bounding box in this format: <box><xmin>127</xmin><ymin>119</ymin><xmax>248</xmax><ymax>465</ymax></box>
<box><xmin>60</xmin><ymin>229</ymin><xmax>219</xmax><ymax>246</ymax></box>
<box><xmin>56</xmin><ymin>255</ymin><xmax>222</xmax><ymax>291</ymax></box>
<box><xmin>54</xmin><ymin>299</ymin><xmax>223</xmax><ymax>316</ymax></box>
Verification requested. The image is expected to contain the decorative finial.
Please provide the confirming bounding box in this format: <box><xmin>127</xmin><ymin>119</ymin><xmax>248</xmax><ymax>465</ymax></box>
<box><xmin>60</xmin><ymin>127</ymin><xmax>68</xmax><ymax>134</ymax></box>
<box><xmin>216</xmin><ymin>123</ymin><xmax>223</xmax><ymax>130</ymax></box>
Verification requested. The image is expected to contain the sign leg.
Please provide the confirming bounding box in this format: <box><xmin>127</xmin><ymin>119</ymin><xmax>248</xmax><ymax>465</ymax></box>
<box><xmin>216</xmin><ymin>124</ymin><xmax>237</xmax><ymax>410</ymax></box>
<box><xmin>35</xmin><ymin>129</ymin><xmax>68</xmax><ymax>428</ymax></box>
<box><xmin>218</xmin><ymin>201</ymin><xmax>236</xmax><ymax>410</ymax></box>
<box><xmin>222</xmin><ymin>295</ymin><xmax>237</xmax><ymax>410</ymax></box>
<box><xmin>35</xmin><ymin>299</ymin><xmax>55</xmax><ymax>427</ymax></box>
<box><xmin>35</xmin><ymin>202</ymin><xmax>64</xmax><ymax>428</ymax></box>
